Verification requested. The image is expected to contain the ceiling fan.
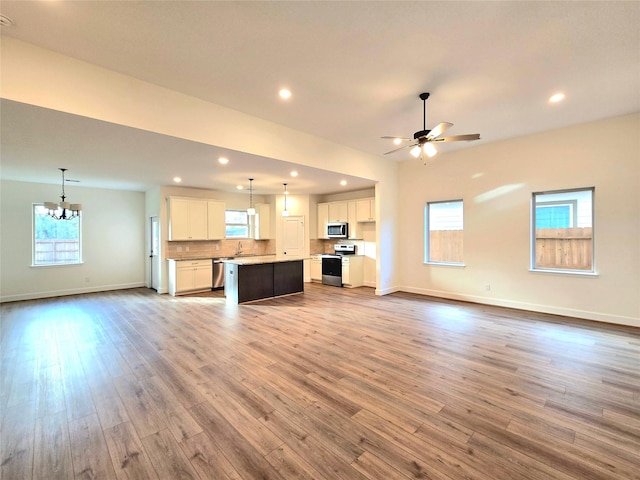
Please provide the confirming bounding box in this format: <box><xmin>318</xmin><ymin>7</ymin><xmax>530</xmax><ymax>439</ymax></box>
<box><xmin>382</xmin><ymin>92</ymin><xmax>480</xmax><ymax>160</ymax></box>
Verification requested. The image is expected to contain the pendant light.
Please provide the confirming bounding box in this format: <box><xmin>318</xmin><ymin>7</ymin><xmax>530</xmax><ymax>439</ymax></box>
<box><xmin>247</xmin><ymin>178</ymin><xmax>255</xmax><ymax>216</ymax></box>
<box><xmin>282</xmin><ymin>183</ymin><xmax>290</xmax><ymax>217</ymax></box>
<box><xmin>44</xmin><ymin>168</ymin><xmax>82</xmax><ymax>220</ymax></box>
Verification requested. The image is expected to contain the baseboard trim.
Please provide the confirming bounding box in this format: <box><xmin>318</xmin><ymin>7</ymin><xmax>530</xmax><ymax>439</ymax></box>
<box><xmin>0</xmin><ymin>282</ymin><xmax>147</xmax><ymax>303</ymax></box>
<box><xmin>397</xmin><ymin>286</ymin><xmax>639</xmax><ymax>328</ymax></box>
<box><xmin>375</xmin><ymin>285</ymin><xmax>402</xmax><ymax>296</ymax></box>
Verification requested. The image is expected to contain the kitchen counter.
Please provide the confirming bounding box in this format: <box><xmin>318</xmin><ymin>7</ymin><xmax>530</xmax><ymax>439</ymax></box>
<box><xmin>166</xmin><ymin>253</ymin><xmax>276</xmax><ymax>261</ymax></box>
<box><xmin>224</xmin><ymin>257</ymin><xmax>304</xmax><ymax>304</ymax></box>
<box><xmin>222</xmin><ymin>255</ymin><xmax>305</xmax><ymax>265</ymax></box>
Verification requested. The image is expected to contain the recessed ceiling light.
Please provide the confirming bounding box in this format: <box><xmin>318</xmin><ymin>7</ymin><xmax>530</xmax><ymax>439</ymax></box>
<box><xmin>340</xmin><ymin>180</ymin><xmax>347</xmax><ymax>186</ymax></box>
<box><xmin>393</xmin><ymin>138</ymin><xmax>402</xmax><ymax>145</ymax></box>
<box><xmin>549</xmin><ymin>92</ymin><xmax>565</xmax><ymax>103</ymax></box>
<box><xmin>173</xmin><ymin>177</ymin><xmax>182</xmax><ymax>183</ymax></box>
<box><xmin>218</xmin><ymin>157</ymin><xmax>229</xmax><ymax>165</ymax></box>
<box><xmin>290</xmin><ymin>170</ymin><xmax>298</xmax><ymax>177</ymax></box>
<box><xmin>236</xmin><ymin>185</ymin><xmax>243</xmax><ymax>190</ymax></box>
<box><xmin>279</xmin><ymin>88</ymin><xmax>292</xmax><ymax>99</ymax></box>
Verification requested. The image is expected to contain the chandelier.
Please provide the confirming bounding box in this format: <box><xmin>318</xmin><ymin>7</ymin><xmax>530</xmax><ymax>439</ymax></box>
<box><xmin>44</xmin><ymin>168</ymin><xmax>82</xmax><ymax>220</ymax></box>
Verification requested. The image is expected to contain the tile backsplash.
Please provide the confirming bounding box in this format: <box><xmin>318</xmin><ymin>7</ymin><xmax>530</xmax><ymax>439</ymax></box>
<box><xmin>167</xmin><ymin>238</ymin><xmax>357</xmax><ymax>259</ymax></box>
<box><xmin>166</xmin><ymin>239</ymin><xmax>275</xmax><ymax>259</ymax></box>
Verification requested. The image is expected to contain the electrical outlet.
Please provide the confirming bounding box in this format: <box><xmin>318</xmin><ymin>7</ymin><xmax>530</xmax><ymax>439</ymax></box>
<box><xmin>85</xmin><ymin>277</ymin><xmax>90</xmax><ymax>283</ymax></box>
<box><xmin>485</xmin><ymin>284</ymin><xmax>491</xmax><ymax>291</ymax></box>
<box><xmin>185</xmin><ymin>246</ymin><xmax>190</xmax><ymax>252</ymax></box>
<box><xmin>176</xmin><ymin>246</ymin><xmax>182</xmax><ymax>252</ymax></box>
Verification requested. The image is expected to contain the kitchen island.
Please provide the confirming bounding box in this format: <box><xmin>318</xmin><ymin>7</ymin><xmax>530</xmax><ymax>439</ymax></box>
<box><xmin>223</xmin><ymin>256</ymin><xmax>305</xmax><ymax>304</ymax></box>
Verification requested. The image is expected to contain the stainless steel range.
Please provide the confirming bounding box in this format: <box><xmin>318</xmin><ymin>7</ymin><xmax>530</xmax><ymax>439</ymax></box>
<box><xmin>321</xmin><ymin>244</ymin><xmax>356</xmax><ymax>287</ymax></box>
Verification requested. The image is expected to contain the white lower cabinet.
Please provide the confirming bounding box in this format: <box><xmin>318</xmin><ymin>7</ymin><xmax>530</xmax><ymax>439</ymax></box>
<box><xmin>310</xmin><ymin>255</ymin><xmax>322</xmax><ymax>281</ymax></box>
<box><xmin>341</xmin><ymin>255</ymin><xmax>364</xmax><ymax>288</ymax></box>
<box><xmin>168</xmin><ymin>259</ymin><xmax>212</xmax><ymax>296</ymax></box>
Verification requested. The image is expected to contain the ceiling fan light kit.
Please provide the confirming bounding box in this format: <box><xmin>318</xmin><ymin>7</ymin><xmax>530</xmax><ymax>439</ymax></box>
<box><xmin>383</xmin><ymin>92</ymin><xmax>480</xmax><ymax>160</ymax></box>
<box><xmin>423</xmin><ymin>142</ymin><xmax>438</xmax><ymax>158</ymax></box>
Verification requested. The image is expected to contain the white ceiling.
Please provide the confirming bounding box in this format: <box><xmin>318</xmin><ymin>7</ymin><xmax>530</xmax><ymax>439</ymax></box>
<box><xmin>1</xmin><ymin>1</ymin><xmax>638</xmax><ymax>194</ymax></box>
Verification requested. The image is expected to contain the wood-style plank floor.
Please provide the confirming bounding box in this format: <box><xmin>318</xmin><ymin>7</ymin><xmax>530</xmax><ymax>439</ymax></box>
<box><xmin>1</xmin><ymin>284</ymin><xmax>639</xmax><ymax>480</ymax></box>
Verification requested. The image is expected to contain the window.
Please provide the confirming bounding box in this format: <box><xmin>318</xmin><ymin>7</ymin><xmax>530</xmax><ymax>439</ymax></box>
<box><xmin>33</xmin><ymin>204</ymin><xmax>81</xmax><ymax>265</ymax></box>
<box><xmin>425</xmin><ymin>200</ymin><xmax>464</xmax><ymax>264</ymax></box>
<box><xmin>225</xmin><ymin>210</ymin><xmax>250</xmax><ymax>238</ymax></box>
<box><xmin>532</xmin><ymin>188</ymin><xmax>594</xmax><ymax>272</ymax></box>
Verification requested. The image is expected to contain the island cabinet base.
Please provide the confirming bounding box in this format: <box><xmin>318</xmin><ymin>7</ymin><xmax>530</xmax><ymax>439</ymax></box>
<box><xmin>224</xmin><ymin>260</ymin><xmax>304</xmax><ymax>304</ymax></box>
<box><xmin>273</xmin><ymin>260</ymin><xmax>305</xmax><ymax>297</ymax></box>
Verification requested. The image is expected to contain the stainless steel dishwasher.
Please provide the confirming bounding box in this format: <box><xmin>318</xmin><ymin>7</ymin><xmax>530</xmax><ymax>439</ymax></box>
<box><xmin>212</xmin><ymin>259</ymin><xmax>225</xmax><ymax>289</ymax></box>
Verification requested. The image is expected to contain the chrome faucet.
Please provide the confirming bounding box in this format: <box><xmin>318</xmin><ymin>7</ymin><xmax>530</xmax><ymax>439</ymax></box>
<box><xmin>236</xmin><ymin>241</ymin><xmax>243</xmax><ymax>255</ymax></box>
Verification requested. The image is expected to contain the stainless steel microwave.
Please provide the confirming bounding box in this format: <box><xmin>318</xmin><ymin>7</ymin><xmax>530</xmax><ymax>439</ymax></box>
<box><xmin>327</xmin><ymin>222</ymin><xmax>348</xmax><ymax>238</ymax></box>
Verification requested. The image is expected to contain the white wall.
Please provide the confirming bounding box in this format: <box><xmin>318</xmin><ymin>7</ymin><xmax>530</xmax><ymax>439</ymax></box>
<box><xmin>0</xmin><ymin>180</ymin><xmax>146</xmax><ymax>302</ymax></box>
<box><xmin>1</xmin><ymin>38</ymin><xmax>400</xmax><ymax>296</ymax></box>
<box><xmin>398</xmin><ymin>113</ymin><xmax>640</xmax><ymax>327</ymax></box>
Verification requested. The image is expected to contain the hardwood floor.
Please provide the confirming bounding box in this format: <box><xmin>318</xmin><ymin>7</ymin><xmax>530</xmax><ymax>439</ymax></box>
<box><xmin>1</xmin><ymin>284</ymin><xmax>638</xmax><ymax>480</ymax></box>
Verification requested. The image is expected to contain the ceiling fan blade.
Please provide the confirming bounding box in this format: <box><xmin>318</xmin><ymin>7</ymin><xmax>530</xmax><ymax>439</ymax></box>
<box><xmin>381</xmin><ymin>136</ymin><xmax>412</xmax><ymax>141</ymax></box>
<box><xmin>432</xmin><ymin>133</ymin><xmax>481</xmax><ymax>143</ymax></box>
<box><xmin>426</xmin><ymin>122</ymin><xmax>453</xmax><ymax>140</ymax></box>
<box><xmin>384</xmin><ymin>143</ymin><xmax>417</xmax><ymax>155</ymax></box>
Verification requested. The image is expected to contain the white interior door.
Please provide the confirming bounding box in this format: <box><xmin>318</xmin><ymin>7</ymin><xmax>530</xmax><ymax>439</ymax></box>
<box><xmin>150</xmin><ymin>216</ymin><xmax>160</xmax><ymax>291</ymax></box>
<box><xmin>282</xmin><ymin>216</ymin><xmax>304</xmax><ymax>258</ymax></box>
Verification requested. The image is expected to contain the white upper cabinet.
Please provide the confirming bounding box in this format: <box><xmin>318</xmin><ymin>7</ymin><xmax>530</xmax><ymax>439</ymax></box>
<box><xmin>317</xmin><ymin>203</ymin><xmax>329</xmax><ymax>239</ymax></box>
<box><xmin>168</xmin><ymin>197</ymin><xmax>208</xmax><ymax>240</ymax></box>
<box><xmin>207</xmin><ymin>200</ymin><xmax>226</xmax><ymax>240</ymax></box>
<box><xmin>347</xmin><ymin>201</ymin><xmax>359</xmax><ymax>239</ymax></box>
<box><xmin>254</xmin><ymin>203</ymin><xmax>271</xmax><ymax>239</ymax></box>
<box><xmin>356</xmin><ymin>197</ymin><xmax>375</xmax><ymax>222</ymax></box>
<box><xmin>317</xmin><ymin>197</ymin><xmax>375</xmax><ymax>239</ymax></box>
<box><xmin>328</xmin><ymin>201</ymin><xmax>348</xmax><ymax>222</ymax></box>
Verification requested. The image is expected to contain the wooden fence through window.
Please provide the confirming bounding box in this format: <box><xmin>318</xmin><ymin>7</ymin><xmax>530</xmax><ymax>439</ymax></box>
<box><xmin>535</xmin><ymin>227</ymin><xmax>592</xmax><ymax>270</ymax></box>
<box><xmin>429</xmin><ymin>227</ymin><xmax>592</xmax><ymax>269</ymax></box>
<box><xmin>35</xmin><ymin>239</ymin><xmax>80</xmax><ymax>264</ymax></box>
<box><xmin>429</xmin><ymin>230</ymin><xmax>463</xmax><ymax>263</ymax></box>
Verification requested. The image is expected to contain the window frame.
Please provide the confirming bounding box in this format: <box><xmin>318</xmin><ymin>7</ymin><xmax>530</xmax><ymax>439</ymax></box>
<box><xmin>531</xmin><ymin>187</ymin><xmax>595</xmax><ymax>274</ymax></box>
<box><xmin>32</xmin><ymin>203</ymin><xmax>83</xmax><ymax>267</ymax></box>
<box><xmin>224</xmin><ymin>209</ymin><xmax>251</xmax><ymax>239</ymax></box>
<box><xmin>535</xmin><ymin>200</ymin><xmax>578</xmax><ymax>229</ymax></box>
<box><xmin>424</xmin><ymin>199</ymin><xmax>465</xmax><ymax>266</ymax></box>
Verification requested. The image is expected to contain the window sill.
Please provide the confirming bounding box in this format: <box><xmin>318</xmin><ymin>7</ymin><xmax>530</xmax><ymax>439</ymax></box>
<box><xmin>424</xmin><ymin>262</ymin><xmax>466</xmax><ymax>268</ymax></box>
<box><xmin>31</xmin><ymin>262</ymin><xmax>84</xmax><ymax>268</ymax></box>
<box><xmin>529</xmin><ymin>268</ymin><xmax>598</xmax><ymax>277</ymax></box>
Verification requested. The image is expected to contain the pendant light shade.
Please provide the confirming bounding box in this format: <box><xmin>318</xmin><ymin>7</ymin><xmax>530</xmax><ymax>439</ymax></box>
<box><xmin>247</xmin><ymin>178</ymin><xmax>256</xmax><ymax>216</ymax></box>
<box><xmin>45</xmin><ymin>168</ymin><xmax>82</xmax><ymax>220</ymax></box>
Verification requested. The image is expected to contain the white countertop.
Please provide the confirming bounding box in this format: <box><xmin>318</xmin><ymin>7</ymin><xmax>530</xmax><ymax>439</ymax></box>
<box><xmin>222</xmin><ymin>255</ymin><xmax>307</xmax><ymax>265</ymax></box>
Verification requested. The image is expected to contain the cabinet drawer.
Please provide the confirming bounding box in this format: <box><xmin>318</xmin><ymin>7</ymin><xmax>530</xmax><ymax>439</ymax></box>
<box><xmin>176</xmin><ymin>260</ymin><xmax>211</xmax><ymax>269</ymax></box>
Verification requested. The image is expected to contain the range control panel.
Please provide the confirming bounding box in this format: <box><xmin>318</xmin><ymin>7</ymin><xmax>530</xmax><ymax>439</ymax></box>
<box><xmin>334</xmin><ymin>244</ymin><xmax>356</xmax><ymax>255</ymax></box>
